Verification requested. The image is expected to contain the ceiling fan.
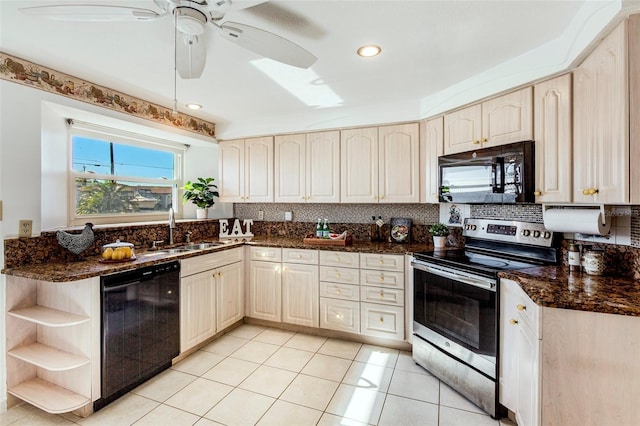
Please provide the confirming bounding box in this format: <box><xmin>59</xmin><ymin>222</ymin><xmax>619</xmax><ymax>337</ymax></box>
<box><xmin>19</xmin><ymin>0</ymin><xmax>318</xmax><ymax>79</ymax></box>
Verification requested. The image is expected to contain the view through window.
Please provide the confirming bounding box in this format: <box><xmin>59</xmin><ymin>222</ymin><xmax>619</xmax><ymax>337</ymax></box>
<box><xmin>70</xmin><ymin>125</ymin><xmax>184</xmax><ymax>223</ymax></box>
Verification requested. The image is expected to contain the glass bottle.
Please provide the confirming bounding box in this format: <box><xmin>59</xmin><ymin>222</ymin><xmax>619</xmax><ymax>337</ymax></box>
<box><xmin>316</xmin><ymin>218</ymin><xmax>323</xmax><ymax>238</ymax></box>
<box><xmin>568</xmin><ymin>243</ymin><xmax>581</xmax><ymax>272</ymax></box>
<box><xmin>323</xmin><ymin>219</ymin><xmax>330</xmax><ymax>238</ymax></box>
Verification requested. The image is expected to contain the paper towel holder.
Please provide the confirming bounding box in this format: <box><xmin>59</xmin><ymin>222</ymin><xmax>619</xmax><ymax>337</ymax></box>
<box><xmin>542</xmin><ymin>204</ymin><xmax>610</xmax><ymax>227</ymax></box>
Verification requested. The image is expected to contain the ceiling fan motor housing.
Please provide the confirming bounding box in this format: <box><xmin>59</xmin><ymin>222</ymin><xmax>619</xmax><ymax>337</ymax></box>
<box><xmin>175</xmin><ymin>6</ymin><xmax>207</xmax><ymax>35</ymax></box>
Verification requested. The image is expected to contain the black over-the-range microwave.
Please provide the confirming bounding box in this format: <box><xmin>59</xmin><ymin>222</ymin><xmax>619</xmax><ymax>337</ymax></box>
<box><xmin>438</xmin><ymin>140</ymin><xmax>535</xmax><ymax>204</ymax></box>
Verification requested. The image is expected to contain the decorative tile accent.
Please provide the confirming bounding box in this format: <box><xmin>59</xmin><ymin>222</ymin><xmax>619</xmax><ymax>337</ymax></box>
<box><xmin>470</xmin><ymin>204</ymin><xmax>543</xmax><ymax>222</ymax></box>
<box><xmin>0</xmin><ymin>52</ymin><xmax>215</xmax><ymax>137</ymax></box>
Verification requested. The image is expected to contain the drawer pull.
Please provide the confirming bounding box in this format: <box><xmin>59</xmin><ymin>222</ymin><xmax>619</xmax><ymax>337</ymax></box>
<box><xmin>379</xmin><ymin>290</ymin><xmax>385</xmax><ymax>297</ymax></box>
<box><xmin>516</xmin><ymin>304</ymin><xmax>526</xmax><ymax>311</ymax></box>
<box><xmin>379</xmin><ymin>258</ymin><xmax>384</xmax><ymax>264</ymax></box>
<box><xmin>297</xmin><ymin>255</ymin><xmax>302</xmax><ymax>259</ymax></box>
<box><xmin>380</xmin><ymin>275</ymin><xmax>385</xmax><ymax>281</ymax></box>
<box><xmin>509</xmin><ymin>319</ymin><xmax>518</xmax><ymax>325</ymax></box>
<box><xmin>336</xmin><ymin>273</ymin><xmax>341</xmax><ymax>278</ymax></box>
<box><xmin>336</xmin><ymin>289</ymin><xmax>341</xmax><ymax>294</ymax></box>
<box><xmin>379</xmin><ymin>316</ymin><xmax>384</xmax><ymax>323</ymax></box>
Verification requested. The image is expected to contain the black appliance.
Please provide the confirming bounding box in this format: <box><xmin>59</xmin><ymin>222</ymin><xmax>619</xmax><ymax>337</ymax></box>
<box><xmin>438</xmin><ymin>140</ymin><xmax>535</xmax><ymax>203</ymax></box>
<box><xmin>94</xmin><ymin>261</ymin><xmax>180</xmax><ymax>411</ymax></box>
<box><xmin>411</xmin><ymin>218</ymin><xmax>558</xmax><ymax>418</ymax></box>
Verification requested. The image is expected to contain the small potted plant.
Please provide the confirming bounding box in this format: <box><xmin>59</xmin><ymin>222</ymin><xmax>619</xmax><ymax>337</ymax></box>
<box><xmin>428</xmin><ymin>223</ymin><xmax>449</xmax><ymax>250</ymax></box>
<box><xmin>182</xmin><ymin>177</ymin><xmax>219</xmax><ymax>219</ymax></box>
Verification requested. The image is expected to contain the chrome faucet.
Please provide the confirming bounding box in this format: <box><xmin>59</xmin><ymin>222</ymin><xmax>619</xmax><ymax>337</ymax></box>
<box><xmin>169</xmin><ymin>207</ymin><xmax>175</xmax><ymax>245</ymax></box>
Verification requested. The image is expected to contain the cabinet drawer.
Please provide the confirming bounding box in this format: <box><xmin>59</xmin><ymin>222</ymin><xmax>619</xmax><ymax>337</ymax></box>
<box><xmin>282</xmin><ymin>248</ymin><xmax>318</xmax><ymax>264</ymax></box>
<box><xmin>320</xmin><ymin>281</ymin><xmax>359</xmax><ymax>301</ymax></box>
<box><xmin>181</xmin><ymin>247</ymin><xmax>244</xmax><ymax>277</ymax></box>
<box><xmin>320</xmin><ymin>297</ymin><xmax>360</xmax><ymax>334</ymax></box>
<box><xmin>360</xmin><ymin>269</ymin><xmax>404</xmax><ymax>289</ymax></box>
<box><xmin>360</xmin><ymin>302</ymin><xmax>404</xmax><ymax>340</ymax></box>
<box><xmin>360</xmin><ymin>286</ymin><xmax>404</xmax><ymax>306</ymax></box>
<box><xmin>250</xmin><ymin>246</ymin><xmax>282</xmax><ymax>262</ymax></box>
<box><xmin>319</xmin><ymin>266</ymin><xmax>359</xmax><ymax>285</ymax></box>
<box><xmin>319</xmin><ymin>251</ymin><xmax>359</xmax><ymax>268</ymax></box>
<box><xmin>360</xmin><ymin>253</ymin><xmax>404</xmax><ymax>271</ymax></box>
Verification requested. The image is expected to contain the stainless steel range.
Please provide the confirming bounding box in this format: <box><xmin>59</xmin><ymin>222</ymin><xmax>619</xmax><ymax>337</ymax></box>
<box><xmin>411</xmin><ymin>218</ymin><xmax>559</xmax><ymax>418</ymax></box>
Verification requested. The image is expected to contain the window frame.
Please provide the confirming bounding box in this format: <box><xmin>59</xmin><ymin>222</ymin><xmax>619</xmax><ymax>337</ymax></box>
<box><xmin>67</xmin><ymin>122</ymin><xmax>186</xmax><ymax>226</ymax></box>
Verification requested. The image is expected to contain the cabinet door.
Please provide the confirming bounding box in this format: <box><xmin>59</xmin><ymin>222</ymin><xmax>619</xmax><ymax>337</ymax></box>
<box><xmin>274</xmin><ymin>134</ymin><xmax>306</xmax><ymax>203</ymax></box>
<box><xmin>533</xmin><ymin>74</ymin><xmax>572</xmax><ymax>203</ymax></box>
<box><xmin>481</xmin><ymin>87</ymin><xmax>533</xmax><ymax>148</ymax></box>
<box><xmin>216</xmin><ymin>261</ymin><xmax>244</xmax><ymax>331</ymax></box>
<box><xmin>421</xmin><ymin>117</ymin><xmax>444</xmax><ymax>203</ymax></box>
<box><xmin>499</xmin><ymin>279</ymin><xmax>519</xmax><ymax>412</ymax></box>
<box><xmin>444</xmin><ymin>103</ymin><xmax>482</xmax><ymax>154</ymax></box>
<box><xmin>307</xmin><ymin>130</ymin><xmax>340</xmax><ymax>203</ymax></box>
<box><xmin>245</xmin><ymin>136</ymin><xmax>274</xmax><ymax>202</ymax></box>
<box><xmin>341</xmin><ymin>127</ymin><xmax>379</xmax><ymax>203</ymax></box>
<box><xmin>218</xmin><ymin>140</ymin><xmax>245</xmax><ymax>202</ymax></box>
<box><xmin>180</xmin><ymin>271</ymin><xmax>216</xmax><ymax>352</ymax></box>
<box><xmin>248</xmin><ymin>260</ymin><xmax>281</xmax><ymax>322</ymax></box>
<box><xmin>378</xmin><ymin>123</ymin><xmax>420</xmax><ymax>203</ymax></box>
<box><xmin>282</xmin><ymin>263</ymin><xmax>319</xmax><ymax>327</ymax></box>
<box><xmin>517</xmin><ymin>322</ymin><xmax>541</xmax><ymax>426</ymax></box>
<box><xmin>573</xmin><ymin>21</ymin><xmax>629</xmax><ymax>204</ymax></box>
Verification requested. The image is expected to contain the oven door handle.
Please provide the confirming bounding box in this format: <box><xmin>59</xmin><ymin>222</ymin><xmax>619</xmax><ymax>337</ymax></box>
<box><xmin>411</xmin><ymin>261</ymin><xmax>496</xmax><ymax>291</ymax></box>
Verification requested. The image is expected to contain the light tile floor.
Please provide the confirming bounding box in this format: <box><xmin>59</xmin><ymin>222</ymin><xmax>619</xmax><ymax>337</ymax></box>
<box><xmin>1</xmin><ymin>324</ymin><xmax>516</xmax><ymax>426</ymax></box>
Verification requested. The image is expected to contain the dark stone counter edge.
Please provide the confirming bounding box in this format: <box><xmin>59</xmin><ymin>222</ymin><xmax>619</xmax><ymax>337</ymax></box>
<box><xmin>2</xmin><ymin>237</ymin><xmax>431</xmax><ymax>282</ymax></box>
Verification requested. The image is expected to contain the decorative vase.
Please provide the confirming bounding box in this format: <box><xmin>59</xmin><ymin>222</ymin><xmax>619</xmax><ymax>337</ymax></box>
<box><xmin>196</xmin><ymin>208</ymin><xmax>208</xmax><ymax>219</ymax></box>
<box><xmin>432</xmin><ymin>236</ymin><xmax>447</xmax><ymax>250</ymax></box>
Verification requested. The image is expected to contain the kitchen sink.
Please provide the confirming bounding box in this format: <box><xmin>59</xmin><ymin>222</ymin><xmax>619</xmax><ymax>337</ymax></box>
<box><xmin>156</xmin><ymin>248</ymin><xmax>195</xmax><ymax>254</ymax></box>
<box><xmin>179</xmin><ymin>242</ymin><xmax>225</xmax><ymax>250</ymax></box>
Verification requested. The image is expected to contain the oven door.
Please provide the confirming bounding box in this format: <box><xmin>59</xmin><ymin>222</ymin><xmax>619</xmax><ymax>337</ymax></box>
<box><xmin>412</xmin><ymin>260</ymin><xmax>497</xmax><ymax>379</ymax></box>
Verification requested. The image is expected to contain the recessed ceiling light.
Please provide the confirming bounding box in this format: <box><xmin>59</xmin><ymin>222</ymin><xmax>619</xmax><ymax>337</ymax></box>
<box><xmin>357</xmin><ymin>45</ymin><xmax>381</xmax><ymax>57</ymax></box>
<box><xmin>185</xmin><ymin>103</ymin><xmax>203</xmax><ymax>110</ymax></box>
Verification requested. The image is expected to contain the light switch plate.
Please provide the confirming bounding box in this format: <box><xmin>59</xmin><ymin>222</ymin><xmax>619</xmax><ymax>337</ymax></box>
<box><xmin>284</xmin><ymin>211</ymin><xmax>293</xmax><ymax>221</ymax></box>
<box><xmin>19</xmin><ymin>220</ymin><xmax>32</xmax><ymax>238</ymax></box>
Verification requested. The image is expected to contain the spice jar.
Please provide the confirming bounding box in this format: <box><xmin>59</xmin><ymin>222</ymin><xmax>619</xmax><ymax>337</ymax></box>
<box><xmin>582</xmin><ymin>248</ymin><xmax>605</xmax><ymax>276</ymax></box>
<box><xmin>568</xmin><ymin>243</ymin><xmax>581</xmax><ymax>272</ymax></box>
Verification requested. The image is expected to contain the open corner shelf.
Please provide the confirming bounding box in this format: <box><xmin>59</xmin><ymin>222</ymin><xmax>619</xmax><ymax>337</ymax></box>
<box><xmin>8</xmin><ymin>342</ymin><xmax>90</xmax><ymax>371</ymax></box>
<box><xmin>8</xmin><ymin>305</ymin><xmax>90</xmax><ymax>327</ymax></box>
<box><xmin>8</xmin><ymin>378</ymin><xmax>90</xmax><ymax>414</ymax></box>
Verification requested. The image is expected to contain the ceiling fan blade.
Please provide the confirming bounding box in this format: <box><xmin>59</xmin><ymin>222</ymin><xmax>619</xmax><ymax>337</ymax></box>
<box><xmin>176</xmin><ymin>33</ymin><xmax>207</xmax><ymax>79</ymax></box>
<box><xmin>19</xmin><ymin>5</ymin><xmax>163</xmax><ymax>22</ymax></box>
<box><xmin>218</xmin><ymin>21</ymin><xmax>317</xmax><ymax>69</ymax></box>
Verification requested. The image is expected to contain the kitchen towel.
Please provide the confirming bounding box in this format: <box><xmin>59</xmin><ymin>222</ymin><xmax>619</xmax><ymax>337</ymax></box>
<box><xmin>543</xmin><ymin>207</ymin><xmax>611</xmax><ymax>235</ymax></box>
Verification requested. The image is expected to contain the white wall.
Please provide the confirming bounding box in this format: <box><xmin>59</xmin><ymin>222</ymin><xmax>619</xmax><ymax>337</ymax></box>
<box><xmin>0</xmin><ymin>78</ymin><xmax>231</xmax><ymax>411</ymax></box>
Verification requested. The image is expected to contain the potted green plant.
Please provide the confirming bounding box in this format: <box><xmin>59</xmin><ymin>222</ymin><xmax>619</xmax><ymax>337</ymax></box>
<box><xmin>428</xmin><ymin>223</ymin><xmax>449</xmax><ymax>249</ymax></box>
<box><xmin>182</xmin><ymin>177</ymin><xmax>219</xmax><ymax>219</ymax></box>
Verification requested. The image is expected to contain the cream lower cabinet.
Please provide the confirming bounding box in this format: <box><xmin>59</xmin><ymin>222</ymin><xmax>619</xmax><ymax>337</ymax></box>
<box><xmin>274</xmin><ymin>131</ymin><xmax>340</xmax><ymax>203</ymax></box>
<box><xmin>218</xmin><ymin>136</ymin><xmax>274</xmax><ymax>203</ymax></box>
<box><xmin>247</xmin><ymin>246</ymin><xmax>282</xmax><ymax>322</ymax></box>
<box><xmin>500</xmin><ymin>278</ymin><xmax>640</xmax><ymax>426</ymax></box>
<box><xmin>533</xmin><ymin>74</ymin><xmax>572</xmax><ymax>203</ymax></box>
<box><xmin>5</xmin><ymin>276</ymin><xmax>98</xmax><ymax>415</ymax></box>
<box><xmin>444</xmin><ymin>87</ymin><xmax>533</xmax><ymax>155</ymax></box>
<box><xmin>281</xmin><ymin>249</ymin><xmax>319</xmax><ymax>327</ymax></box>
<box><xmin>180</xmin><ymin>248</ymin><xmax>244</xmax><ymax>352</ymax></box>
<box><xmin>341</xmin><ymin>123</ymin><xmax>420</xmax><ymax>203</ymax></box>
<box><xmin>319</xmin><ymin>251</ymin><xmax>360</xmax><ymax>333</ymax></box>
<box><xmin>359</xmin><ymin>253</ymin><xmax>405</xmax><ymax>341</ymax></box>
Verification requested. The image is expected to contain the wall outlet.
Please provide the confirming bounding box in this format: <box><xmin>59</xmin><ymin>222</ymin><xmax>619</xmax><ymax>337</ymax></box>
<box><xmin>284</xmin><ymin>211</ymin><xmax>293</xmax><ymax>221</ymax></box>
<box><xmin>258</xmin><ymin>210</ymin><xmax>264</xmax><ymax>220</ymax></box>
<box><xmin>19</xmin><ymin>219</ymin><xmax>32</xmax><ymax>238</ymax></box>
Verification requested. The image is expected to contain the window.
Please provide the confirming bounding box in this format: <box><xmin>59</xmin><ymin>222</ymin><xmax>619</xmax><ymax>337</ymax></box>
<box><xmin>68</xmin><ymin>120</ymin><xmax>185</xmax><ymax>225</ymax></box>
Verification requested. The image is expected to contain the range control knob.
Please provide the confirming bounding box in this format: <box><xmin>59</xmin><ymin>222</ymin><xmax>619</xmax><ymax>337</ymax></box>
<box><xmin>470</xmin><ymin>225</ymin><xmax>477</xmax><ymax>231</ymax></box>
<box><xmin>543</xmin><ymin>231</ymin><xmax>551</xmax><ymax>239</ymax></box>
<box><xmin>522</xmin><ymin>229</ymin><xmax>531</xmax><ymax>237</ymax></box>
<box><xmin>533</xmin><ymin>230</ymin><xmax>541</xmax><ymax>238</ymax></box>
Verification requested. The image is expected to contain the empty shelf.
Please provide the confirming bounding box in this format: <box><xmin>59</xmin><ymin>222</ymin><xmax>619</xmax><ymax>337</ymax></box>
<box><xmin>8</xmin><ymin>343</ymin><xmax>90</xmax><ymax>371</ymax></box>
<box><xmin>8</xmin><ymin>306</ymin><xmax>89</xmax><ymax>327</ymax></box>
<box><xmin>8</xmin><ymin>377</ymin><xmax>90</xmax><ymax>414</ymax></box>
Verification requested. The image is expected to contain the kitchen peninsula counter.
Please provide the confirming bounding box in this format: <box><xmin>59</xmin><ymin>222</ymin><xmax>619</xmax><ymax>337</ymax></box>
<box><xmin>499</xmin><ymin>266</ymin><xmax>640</xmax><ymax>317</ymax></box>
<box><xmin>2</xmin><ymin>237</ymin><xmax>432</xmax><ymax>282</ymax></box>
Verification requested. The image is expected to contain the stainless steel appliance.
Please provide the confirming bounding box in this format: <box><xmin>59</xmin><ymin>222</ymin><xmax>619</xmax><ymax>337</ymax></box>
<box><xmin>411</xmin><ymin>218</ymin><xmax>559</xmax><ymax>418</ymax></box>
<box><xmin>94</xmin><ymin>261</ymin><xmax>180</xmax><ymax>411</ymax></box>
<box><xmin>439</xmin><ymin>141</ymin><xmax>535</xmax><ymax>203</ymax></box>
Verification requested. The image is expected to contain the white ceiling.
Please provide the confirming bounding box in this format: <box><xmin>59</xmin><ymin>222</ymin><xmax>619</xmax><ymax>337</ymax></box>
<box><xmin>0</xmin><ymin>0</ymin><xmax>629</xmax><ymax>140</ymax></box>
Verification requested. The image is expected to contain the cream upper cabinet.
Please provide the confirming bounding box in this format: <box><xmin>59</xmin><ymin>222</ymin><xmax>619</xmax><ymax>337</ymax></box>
<box><xmin>341</xmin><ymin>123</ymin><xmax>419</xmax><ymax>203</ymax></box>
<box><xmin>444</xmin><ymin>88</ymin><xmax>533</xmax><ymax>154</ymax></box>
<box><xmin>533</xmin><ymin>74</ymin><xmax>572</xmax><ymax>203</ymax></box>
<box><xmin>219</xmin><ymin>136</ymin><xmax>273</xmax><ymax>203</ymax></box>
<box><xmin>420</xmin><ymin>117</ymin><xmax>444</xmax><ymax>203</ymax></box>
<box><xmin>274</xmin><ymin>131</ymin><xmax>340</xmax><ymax>203</ymax></box>
<box><xmin>573</xmin><ymin>19</ymin><xmax>630</xmax><ymax>204</ymax></box>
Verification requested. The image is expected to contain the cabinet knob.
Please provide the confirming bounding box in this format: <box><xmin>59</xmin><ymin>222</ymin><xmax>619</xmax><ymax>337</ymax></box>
<box><xmin>509</xmin><ymin>319</ymin><xmax>518</xmax><ymax>325</ymax></box>
<box><xmin>380</xmin><ymin>275</ymin><xmax>385</xmax><ymax>281</ymax></box>
<box><xmin>480</xmin><ymin>137</ymin><xmax>487</xmax><ymax>143</ymax></box>
<box><xmin>297</xmin><ymin>255</ymin><xmax>302</xmax><ymax>259</ymax></box>
<box><xmin>336</xmin><ymin>289</ymin><xmax>341</xmax><ymax>294</ymax></box>
<box><xmin>534</xmin><ymin>190</ymin><xmax>542</xmax><ymax>196</ymax></box>
<box><xmin>517</xmin><ymin>304</ymin><xmax>526</xmax><ymax>311</ymax></box>
<box><xmin>336</xmin><ymin>273</ymin><xmax>341</xmax><ymax>278</ymax></box>
<box><xmin>473</xmin><ymin>140</ymin><xmax>480</xmax><ymax>145</ymax></box>
<box><xmin>372</xmin><ymin>195</ymin><xmax>378</xmax><ymax>200</ymax></box>
<box><xmin>380</xmin><ymin>195</ymin><xmax>385</xmax><ymax>199</ymax></box>
<box><xmin>380</xmin><ymin>290</ymin><xmax>385</xmax><ymax>297</ymax></box>
<box><xmin>301</xmin><ymin>196</ymin><xmax>305</xmax><ymax>199</ymax></box>
<box><xmin>379</xmin><ymin>317</ymin><xmax>385</xmax><ymax>323</ymax></box>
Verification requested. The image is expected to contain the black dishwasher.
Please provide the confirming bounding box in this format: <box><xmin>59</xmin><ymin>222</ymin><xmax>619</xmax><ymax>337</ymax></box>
<box><xmin>94</xmin><ymin>261</ymin><xmax>180</xmax><ymax>411</ymax></box>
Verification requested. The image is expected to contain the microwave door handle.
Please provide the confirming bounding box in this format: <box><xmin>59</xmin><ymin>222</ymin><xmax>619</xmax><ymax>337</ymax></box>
<box><xmin>495</xmin><ymin>157</ymin><xmax>505</xmax><ymax>193</ymax></box>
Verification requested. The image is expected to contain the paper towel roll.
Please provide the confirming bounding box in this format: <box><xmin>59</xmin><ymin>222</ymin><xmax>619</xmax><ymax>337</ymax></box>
<box><xmin>543</xmin><ymin>208</ymin><xmax>611</xmax><ymax>235</ymax></box>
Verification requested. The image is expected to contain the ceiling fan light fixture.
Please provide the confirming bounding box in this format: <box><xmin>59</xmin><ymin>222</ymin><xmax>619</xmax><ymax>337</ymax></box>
<box><xmin>175</xmin><ymin>7</ymin><xmax>207</xmax><ymax>35</ymax></box>
<box><xmin>186</xmin><ymin>103</ymin><xmax>203</xmax><ymax>110</ymax></box>
<box><xmin>357</xmin><ymin>45</ymin><xmax>382</xmax><ymax>58</ymax></box>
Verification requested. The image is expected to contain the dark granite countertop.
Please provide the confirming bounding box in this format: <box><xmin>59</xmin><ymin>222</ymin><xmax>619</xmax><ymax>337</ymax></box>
<box><xmin>499</xmin><ymin>266</ymin><xmax>640</xmax><ymax>317</ymax></box>
<box><xmin>2</xmin><ymin>237</ymin><xmax>431</xmax><ymax>282</ymax></box>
